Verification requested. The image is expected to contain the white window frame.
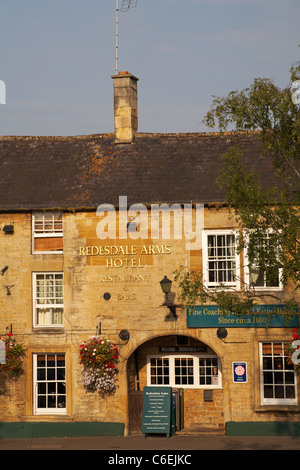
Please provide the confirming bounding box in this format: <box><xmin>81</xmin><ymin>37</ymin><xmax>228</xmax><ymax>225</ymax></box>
<box><xmin>32</xmin><ymin>212</ymin><xmax>63</xmax><ymax>254</ymax></box>
<box><xmin>259</xmin><ymin>342</ymin><xmax>297</xmax><ymax>406</ymax></box>
<box><xmin>33</xmin><ymin>272</ymin><xmax>64</xmax><ymax>328</ymax></box>
<box><xmin>33</xmin><ymin>353</ymin><xmax>67</xmax><ymax>415</ymax></box>
<box><xmin>147</xmin><ymin>354</ymin><xmax>222</xmax><ymax>389</ymax></box>
<box><xmin>244</xmin><ymin>230</ymin><xmax>283</xmax><ymax>291</ymax></box>
<box><xmin>202</xmin><ymin>230</ymin><xmax>240</xmax><ymax>290</ymax></box>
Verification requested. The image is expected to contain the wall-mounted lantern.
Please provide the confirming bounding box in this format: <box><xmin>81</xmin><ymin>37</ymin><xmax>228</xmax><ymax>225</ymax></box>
<box><xmin>3</xmin><ymin>224</ymin><xmax>14</xmax><ymax>234</ymax></box>
<box><xmin>159</xmin><ymin>276</ymin><xmax>181</xmax><ymax>321</ymax></box>
<box><xmin>217</xmin><ymin>327</ymin><xmax>228</xmax><ymax>340</ymax></box>
<box><xmin>119</xmin><ymin>329</ymin><xmax>130</xmax><ymax>341</ymax></box>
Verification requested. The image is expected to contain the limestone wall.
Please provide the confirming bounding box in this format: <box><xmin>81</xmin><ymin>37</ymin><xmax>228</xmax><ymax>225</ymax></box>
<box><xmin>0</xmin><ymin>207</ymin><xmax>299</xmax><ymax>433</ymax></box>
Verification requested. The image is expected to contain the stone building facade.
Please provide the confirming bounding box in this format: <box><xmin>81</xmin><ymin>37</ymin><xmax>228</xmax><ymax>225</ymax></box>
<box><xmin>0</xmin><ymin>73</ymin><xmax>299</xmax><ymax>438</ymax></box>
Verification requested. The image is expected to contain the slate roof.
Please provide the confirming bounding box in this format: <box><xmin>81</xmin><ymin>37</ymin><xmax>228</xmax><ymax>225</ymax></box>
<box><xmin>0</xmin><ymin>131</ymin><xmax>269</xmax><ymax>211</ymax></box>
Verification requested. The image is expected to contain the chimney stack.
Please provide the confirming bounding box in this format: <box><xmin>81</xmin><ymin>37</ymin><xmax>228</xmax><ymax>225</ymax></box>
<box><xmin>112</xmin><ymin>71</ymin><xmax>139</xmax><ymax>144</ymax></box>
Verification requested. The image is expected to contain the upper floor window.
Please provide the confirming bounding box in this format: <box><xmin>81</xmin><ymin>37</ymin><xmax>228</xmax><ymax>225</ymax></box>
<box><xmin>244</xmin><ymin>231</ymin><xmax>282</xmax><ymax>290</ymax></box>
<box><xmin>202</xmin><ymin>230</ymin><xmax>240</xmax><ymax>289</ymax></box>
<box><xmin>33</xmin><ymin>272</ymin><xmax>64</xmax><ymax>328</ymax></box>
<box><xmin>32</xmin><ymin>212</ymin><xmax>63</xmax><ymax>254</ymax></box>
<box><xmin>259</xmin><ymin>342</ymin><xmax>297</xmax><ymax>406</ymax></box>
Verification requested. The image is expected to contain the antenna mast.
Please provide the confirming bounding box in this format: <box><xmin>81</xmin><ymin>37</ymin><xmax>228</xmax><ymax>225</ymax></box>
<box><xmin>115</xmin><ymin>0</ymin><xmax>138</xmax><ymax>75</ymax></box>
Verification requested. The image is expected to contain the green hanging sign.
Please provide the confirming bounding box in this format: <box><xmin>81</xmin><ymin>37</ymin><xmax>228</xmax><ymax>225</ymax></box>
<box><xmin>187</xmin><ymin>305</ymin><xmax>299</xmax><ymax>328</ymax></box>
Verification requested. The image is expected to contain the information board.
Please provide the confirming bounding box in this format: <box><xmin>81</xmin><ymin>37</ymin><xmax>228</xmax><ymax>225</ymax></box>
<box><xmin>142</xmin><ymin>387</ymin><xmax>173</xmax><ymax>438</ymax></box>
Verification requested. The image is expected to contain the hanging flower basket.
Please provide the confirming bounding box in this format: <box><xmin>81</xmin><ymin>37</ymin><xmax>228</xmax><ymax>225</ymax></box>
<box><xmin>79</xmin><ymin>336</ymin><xmax>118</xmax><ymax>396</ymax></box>
<box><xmin>285</xmin><ymin>328</ymin><xmax>300</xmax><ymax>372</ymax></box>
<box><xmin>0</xmin><ymin>334</ymin><xmax>26</xmax><ymax>380</ymax></box>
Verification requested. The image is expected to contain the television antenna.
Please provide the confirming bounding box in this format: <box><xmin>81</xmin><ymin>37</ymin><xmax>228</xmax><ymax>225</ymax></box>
<box><xmin>115</xmin><ymin>0</ymin><xmax>138</xmax><ymax>75</ymax></box>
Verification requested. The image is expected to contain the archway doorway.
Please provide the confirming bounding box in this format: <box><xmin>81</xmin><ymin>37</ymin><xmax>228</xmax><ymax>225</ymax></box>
<box><xmin>127</xmin><ymin>334</ymin><xmax>224</xmax><ymax>434</ymax></box>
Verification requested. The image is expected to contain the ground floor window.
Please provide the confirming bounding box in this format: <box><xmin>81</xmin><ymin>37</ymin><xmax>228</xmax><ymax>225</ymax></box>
<box><xmin>147</xmin><ymin>355</ymin><xmax>222</xmax><ymax>388</ymax></box>
<box><xmin>259</xmin><ymin>342</ymin><xmax>297</xmax><ymax>406</ymax></box>
<box><xmin>33</xmin><ymin>353</ymin><xmax>66</xmax><ymax>414</ymax></box>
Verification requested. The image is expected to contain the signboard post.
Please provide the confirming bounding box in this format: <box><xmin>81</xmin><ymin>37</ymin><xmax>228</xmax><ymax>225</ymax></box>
<box><xmin>142</xmin><ymin>387</ymin><xmax>173</xmax><ymax>438</ymax></box>
<box><xmin>0</xmin><ymin>340</ymin><xmax>6</xmax><ymax>365</ymax></box>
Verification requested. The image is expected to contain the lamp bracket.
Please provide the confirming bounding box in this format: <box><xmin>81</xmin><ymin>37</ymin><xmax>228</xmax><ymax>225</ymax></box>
<box><xmin>119</xmin><ymin>329</ymin><xmax>130</xmax><ymax>341</ymax></box>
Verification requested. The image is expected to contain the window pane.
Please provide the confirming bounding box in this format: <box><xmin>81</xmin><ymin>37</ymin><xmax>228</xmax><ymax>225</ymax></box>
<box><xmin>57</xmin><ymin>355</ymin><xmax>65</xmax><ymax>367</ymax></box>
<box><xmin>275</xmin><ymin>386</ymin><xmax>284</xmax><ymax>399</ymax></box>
<box><xmin>48</xmin><ymin>383</ymin><xmax>56</xmax><ymax>395</ymax></box>
<box><xmin>48</xmin><ymin>396</ymin><xmax>56</xmax><ymax>408</ymax></box>
<box><xmin>274</xmin><ymin>357</ymin><xmax>284</xmax><ymax>370</ymax></box>
<box><xmin>57</xmin><ymin>368</ymin><xmax>65</xmax><ymax>381</ymax></box>
<box><xmin>249</xmin><ymin>266</ymin><xmax>265</xmax><ymax>287</ymax></box>
<box><xmin>266</xmin><ymin>267</ymin><xmax>279</xmax><ymax>287</ymax></box>
<box><xmin>274</xmin><ymin>372</ymin><xmax>283</xmax><ymax>384</ymax></box>
<box><xmin>38</xmin><ymin>383</ymin><xmax>46</xmax><ymax>394</ymax></box>
<box><xmin>263</xmin><ymin>371</ymin><xmax>273</xmax><ymax>384</ymax></box>
<box><xmin>38</xmin><ymin>396</ymin><xmax>46</xmax><ymax>408</ymax></box>
<box><xmin>37</xmin><ymin>355</ymin><xmax>46</xmax><ymax>366</ymax></box>
<box><xmin>57</xmin><ymin>396</ymin><xmax>66</xmax><ymax>408</ymax></box>
<box><xmin>264</xmin><ymin>385</ymin><xmax>273</xmax><ymax>398</ymax></box>
<box><xmin>285</xmin><ymin>372</ymin><xmax>295</xmax><ymax>384</ymax></box>
<box><xmin>47</xmin><ymin>368</ymin><xmax>55</xmax><ymax>381</ymax></box>
<box><xmin>37</xmin><ymin>369</ymin><xmax>46</xmax><ymax>381</ymax></box>
<box><xmin>47</xmin><ymin>355</ymin><xmax>55</xmax><ymax>367</ymax></box>
<box><xmin>57</xmin><ymin>382</ymin><xmax>66</xmax><ymax>394</ymax></box>
<box><xmin>286</xmin><ymin>386</ymin><xmax>296</xmax><ymax>399</ymax></box>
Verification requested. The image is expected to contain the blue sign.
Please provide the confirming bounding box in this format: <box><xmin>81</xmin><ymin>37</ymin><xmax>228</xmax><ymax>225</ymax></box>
<box><xmin>187</xmin><ymin>305</ymin><xmax>299</xmax><ymax>328</ymax></box>
<box><xmin>233</xmin><ymin>362</ymin><xmax>247</xmax><ymax>383</ymax></box>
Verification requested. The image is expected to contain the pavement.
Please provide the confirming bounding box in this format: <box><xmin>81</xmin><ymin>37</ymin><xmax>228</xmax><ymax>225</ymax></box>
<box><xmin>0</xmin><ymin>434</ymin><xmax>300</xmax><ymax>451</ymax></box>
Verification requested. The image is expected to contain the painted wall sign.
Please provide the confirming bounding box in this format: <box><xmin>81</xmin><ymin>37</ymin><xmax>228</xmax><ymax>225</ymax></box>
<box><xmin>0</xmin><ymin>340</ymin><xmax>6</xmax><ymax>364</ymax></box>
<box><xmin>78</xmin><ymin>244</ymin><xmax>171</xmax><ymax>269</ymax></box>
<box><xmin>233</xmin><ymin>362</ymin><xmax>247</xmax><ymax>383</ymax></box>
<box><xmin>187</xmin><ymin>305</ymin><xmax>299</xmax><ymax>328</ymax></box>
<box><xmin>159</xmin><ymin>346</ymin><xmax>206</xmax><ymax>353</ymax></box>
<box><xmin>142</xmin><ymin>387</ymin><xmax>173</xmax><ymax>438</ymax></box>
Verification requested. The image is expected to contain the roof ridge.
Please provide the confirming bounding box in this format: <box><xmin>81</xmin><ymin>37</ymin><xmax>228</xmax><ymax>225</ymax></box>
<box><xmin>0</xmin><ymin>130</ymin><xmax>261</xmax><ymax>141</ymax></box>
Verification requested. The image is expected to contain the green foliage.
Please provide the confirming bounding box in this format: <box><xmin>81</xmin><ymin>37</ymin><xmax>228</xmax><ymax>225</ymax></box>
<box><xmin>174</xmin><ymin>266</ymin><xmax>299</xmax><ymax>320</ymax></box>
<box><xmin>175</xmin><ymin>267</ymin><xmax>259</xmax><ymax>316</ymax></box>
<box><xmin>216</xmin><ymin>145</ymin><xmax>300</xmax><ymax>289</ymax></box>
<box><xmin>285</xmin><ymin>328</ymin><xmax>300</xmax><ymax>371</ymax></box>
<box><xmin>176</xmin><ymin>62</ymin><xmax>300</xmax><ymax>318</ymax></box>
<box><xmin>79</xmin><ymin>336</ymin><xmax>119</xmax><ymax>396</ymax></box>
<box><xmin>205</xmin><ymin>63</ymin><xmax>300</xmax><ymax>295</ymax></box>
<box><xmin>0</xmin><ymin>334</ymin><xmax>26</xmax><ymax>380</ymax></box>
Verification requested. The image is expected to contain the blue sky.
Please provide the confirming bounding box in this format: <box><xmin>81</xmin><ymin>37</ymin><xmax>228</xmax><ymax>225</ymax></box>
<box><xmin>0</xmin><ymin>0</ymin><xmax>299</xmax><ymax>135</ymax></box>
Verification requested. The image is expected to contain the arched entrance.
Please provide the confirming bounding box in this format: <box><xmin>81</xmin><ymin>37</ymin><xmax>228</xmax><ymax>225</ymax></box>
<box><xmin>127</xmin><ymin>334</ymin><xmax>224</xmax><ymax>434</ymax></box>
